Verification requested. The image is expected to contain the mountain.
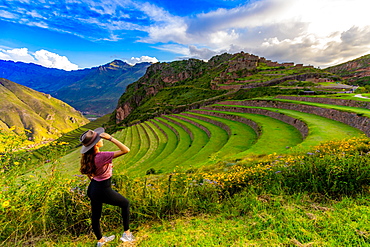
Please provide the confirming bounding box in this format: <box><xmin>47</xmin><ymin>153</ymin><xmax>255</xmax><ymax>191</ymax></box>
<box><xmin>0</xmin><ymin>59</ymin><xmax>151</xmax><ymax>116</ymax></box>
<box><xmin>325</xmin><ymin>54</ymin><xmax>370</xmax><ymax>85</ymax></box>
<box><xmin>0</xmin><ymin>78</ymin><xmax>89</xmax><ymax>142</ymax></box>
<box><xmin>54</xmin><ymin>60</ymin><xmax>151</xmax><ymax>116</ymax></box>
<box><xmin>111</xmin><ymin>52</ymin><xmax>334</xmax><ymax>127</ymax></box>
<box><xmin>0</xmin><ymin>60</ymin><xmax>91</xmax><ymax>92</ymax></box>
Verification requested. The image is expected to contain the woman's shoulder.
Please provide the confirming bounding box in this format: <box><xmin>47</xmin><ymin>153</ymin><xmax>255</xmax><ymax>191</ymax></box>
<box><xmin>95</xmin><ymin>151</ymin><xmax>114</xmax><ymax>164</ymax></box>
<box><xmin>96</xmin><ymin>151</ymin><xmax>114</xmax><ymax>156</ymax></box>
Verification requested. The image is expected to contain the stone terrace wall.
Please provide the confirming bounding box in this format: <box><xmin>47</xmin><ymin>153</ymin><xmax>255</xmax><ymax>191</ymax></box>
<box><xmin>241</xmin><ymin>73</ymin><xmax>326</xmax><ymax>89</ymax></box>
<box><xmin>143</xmin><ymin>122</ymin><xmax>160</xmax><ymax>144</ymax></box>
<box><xmin>172</xmin><ymin>114</ymin><xmax>211</xmax><ymax>138</ymax></box>
<box><xmin>207</xmin><ymin>104</ymin><xmax>309</xmax><ymax>138</ymax></box>
<box><xmin>202</xmin><ymin>104</ymin><xmax>309</xmax><ymax>139</ymax></box>
<box><xmin>153</xmin><ymin>118</ymin><xmax>179</xmax><ymax>139</ymax></box>
<box><xmin>191</xmin><ymin>110</ymin><xmax>261</xmax><ymax>138</ymax></box>
<box><xmin>181</xmin><ymin>112</ymin><xmax>232</xmax><ymax>136</ymax></box>
<box><xmin>149</xmin><ymin>119</ymin><xmax>168</xmax><ymax>139</ymax></box>
<box><xmin>276</xmin><ymin>96</ymin><xmax>370</xmax><ymax>109</ymax></box>
<box><xmin>162</xmin><ymin>115</ymin><xmax>194</xmax><ymax>141</ymax></box>
<box><xmin>220</xmin><ymin>100</ymin><xmax>370</xmax><ymax>137</ymax></box>
<box><xmin>137</xmin><ymin>123</ymin><xmax>150</xmax><ymax>147</ymax></box>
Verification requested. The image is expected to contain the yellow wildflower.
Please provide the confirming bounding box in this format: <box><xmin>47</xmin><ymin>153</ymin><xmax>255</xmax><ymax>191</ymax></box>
<box><xmin>2</xmin><ymin>200</ymin><xmax>10</xmax><ymax>208</ymax></box>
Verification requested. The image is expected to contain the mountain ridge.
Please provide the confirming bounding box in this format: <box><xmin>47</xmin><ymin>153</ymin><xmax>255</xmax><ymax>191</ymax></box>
<box><xmin>325</xmin><ymin>54</ymin><xmax>370</xmax><ymax>85</ymax></box>
<box><xmin>0</xmin><ymin>60</ymin><xmax>91</xmax><ymax>92</ymax></box>
<box><xmin>0</xmin><ymin>59</ymin><xmax>151</xmax><ymax>116</ymax></box>
<box><xmin>54</xmin><ymin>60</ymin><xmax>151</xmax><ymax>116</ymax></box>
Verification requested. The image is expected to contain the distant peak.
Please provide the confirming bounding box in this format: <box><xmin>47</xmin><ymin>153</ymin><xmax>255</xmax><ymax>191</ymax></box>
<box><xmin>100</xmin><ymin>60</ymin><xmax>125</xmax><ymax>66</ymax></box>
<box><xmin>99</xmin><ymin>60</ymin><xmax>130</xmax><ymax>71</ymax></box>
<box><xmin>110</xmin><ymin>59</ymin><xmax>127</xmax><ymax>64</ymax></box>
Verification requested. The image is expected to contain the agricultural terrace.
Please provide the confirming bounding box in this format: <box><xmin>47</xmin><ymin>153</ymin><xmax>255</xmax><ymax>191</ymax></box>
<box><xmin>1</xmin><ymin>96</ymin><xmax>370</xmax><ymax>246</ymax></box>
<box><xmin>57</xmin><ymin>96</ymin><xmax>366</xmax><ymax>178</ymax></box>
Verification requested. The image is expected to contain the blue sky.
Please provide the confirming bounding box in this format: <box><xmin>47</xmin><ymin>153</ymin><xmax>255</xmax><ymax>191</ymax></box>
<box><xmin>1</xmin><ymin>0</ymin><xmax>370</xmax><ymax>70</ymax></box>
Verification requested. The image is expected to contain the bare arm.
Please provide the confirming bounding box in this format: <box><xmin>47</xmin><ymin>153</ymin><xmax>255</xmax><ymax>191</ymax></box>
<box><xmin>100</xmin><ymin>133</ymin><xmax>130</xmax><ymax>158</ymax></box>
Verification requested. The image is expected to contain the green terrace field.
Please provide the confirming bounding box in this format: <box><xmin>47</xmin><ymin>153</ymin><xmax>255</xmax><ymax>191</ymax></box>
<box><xmin>229</xmin><ymin>65</ymin><xmax>320</xmax><ymax>83</ymax></box>
<box><xmin>305</xmin><ymin>93</ymin><xmax>370</xmax><ymax>101</ymax></box>
<box><xmin>56</xmin><ymin>95</ymin><xmax>368</xmax><ymax>179</ymax></box>
<box><xmin>1</xmin><ymin>94</ymin><xmax>370</xmax><ymax>246</ymax></box>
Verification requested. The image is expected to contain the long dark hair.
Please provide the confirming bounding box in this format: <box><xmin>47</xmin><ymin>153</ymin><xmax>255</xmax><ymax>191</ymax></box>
<box><xmin>80</xmin><ymin>146</ymin><xmax>98</xmax><ymax>178</ymax></box>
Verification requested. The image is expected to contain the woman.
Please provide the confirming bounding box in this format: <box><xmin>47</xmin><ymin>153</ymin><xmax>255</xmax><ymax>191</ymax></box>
<box><xmin>79</xmin><ymin>127</ymin><xmax>133</xmax><ymax>246</ymax></box>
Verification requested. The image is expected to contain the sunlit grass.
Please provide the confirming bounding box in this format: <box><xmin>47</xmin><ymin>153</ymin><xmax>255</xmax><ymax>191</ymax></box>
<box><xmin>1</xmin><ymin>132</ymin><xmax>370</xmax><ymax>246</ymax></box>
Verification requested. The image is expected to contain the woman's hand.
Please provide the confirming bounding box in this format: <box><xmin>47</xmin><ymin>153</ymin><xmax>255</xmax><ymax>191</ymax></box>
<box><xmin>100</xmin><ymin>132</ymin><xmax>130</xmax><ymax>157</ymax></box>
<box><xmin>100</xmin><ymin>133</ymin><xmax>112</xmax><ymax>140</ymax></box>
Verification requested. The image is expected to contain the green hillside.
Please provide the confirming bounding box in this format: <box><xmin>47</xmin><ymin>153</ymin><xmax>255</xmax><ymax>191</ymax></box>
<box><xmin>110</xmin><ymin>52</ymin><xmax>344</xmax><ymax>129</ymax></box>
<box><xmin>0</xmin><ymin>78</ymin><xmax>88</xmax><ymax>142</ymax></box>
<box><xmin>325</xmin><ymin>54</ymin><xmax>370</xmax><ymax>85</ymax></box>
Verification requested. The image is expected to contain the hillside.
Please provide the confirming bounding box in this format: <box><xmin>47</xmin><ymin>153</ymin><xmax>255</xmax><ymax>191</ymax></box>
<box><xmin>54</xmin><ymin>60</ymin><xmax>151</xmax><ymax>116</ymax></box>
<box><xmin>111</xmin><ymin>52</ymin><xmax>341</xmax><ymax>127</ymax></box>
<box><xmin>0</xmin><ymin>78</ymin><xmax>88</xmax><ymax>142</ymax></box>
<box><xmin>0</xmin><ymin>59</ymin><xmax>151</xmax><ymax>116</ymax></box>
<box><xmin>325</xmin><ymin>54</ymin><xmax>370</xmax><ymax>85</ymax></box>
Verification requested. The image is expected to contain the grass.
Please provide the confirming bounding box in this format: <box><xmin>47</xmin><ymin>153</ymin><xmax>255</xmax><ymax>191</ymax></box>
<box><xmin>137</xmin><ymin>121</ymin><xmax>169</xmax><ymax>172</ymax></box>
<box><xmin>312</xmin><ymin>93</ymin><xmax>370</xmax><ymax>101</ymax></box>
<box><xmin>153</xmin><ymin>116</ymin><xmax>192</xmax><ymax>168</ymax></box>
<box><xmin>126</xmin><ymin>123</ymin><xmax>151</xmax><ymax>167</ymax></box>
<box><xmin>133</xmin><ymin>122</ymin><xmax>160</xmax><ymax>168</ymax></box>
<box><xmin>162</xmin><ymin>115</ymin><xmax>209</xmax><ymax>167</ymax></box>
<box><xmin>0</xmin><ymin>78</ymin><xmax>88</xmax><ymax>143</ymax></box>
<box><xmin>121</xmin><ymin>124</ymin><xmax>141</xmax><ymax>165</ymax></box>
<box><xmin>177</xmin><ymin>113</ymin><xmax>229</xmax><ymax>168</ymax></box>
<box><xmin>185</xmin><ymin>111</ymin><xmax>258</xmax><ymax>159</ymax></box>
<box><xmin>214</xmin><ymin>104</ymin><xmax>365</xmax><ymax>153</ymax></box>
<box><xmin>135</xmin><ymin>193</ymin><xmax>370</xmax><ymax>247</ymax></box>
<box><xmin>268</xmin><ymin>97</ymin><xmax>370</xmax><ymax>117</ymax></box>
<box><xmin>129</xmin><ymin>118</ymin><xmax>178</xmax><ymax>176</ymax></box>
<box><xmin>200</xmin><ymin>109</ymin><xmax>304</xmax><ymax>157</ymax></box>
<box><xmin>231</xmin><ymin>67</ymin><xmax>321</xmax><ymax>85</ymax></box>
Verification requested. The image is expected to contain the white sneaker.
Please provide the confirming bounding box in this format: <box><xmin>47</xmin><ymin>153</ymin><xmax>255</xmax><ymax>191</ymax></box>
<box><xmin>120</xmin><ymin>232</ymin><xmax>135</xmax><ymax>242</ymax></box>
<box><xmin>97</xmin><ymin>235</ymin><xmax>115</xmax><ymax>247</ymax></box>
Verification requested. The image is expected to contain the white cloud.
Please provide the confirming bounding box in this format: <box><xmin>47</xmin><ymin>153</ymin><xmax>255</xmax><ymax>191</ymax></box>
<box><xmin>138</xmin><ymin>2</ymin><xmax>190</xmax><ymax>44</ymax></box>
<box><xmin>0</xmin><ymin>9</ymin><xmax>18</xmax><ymax>19</ymax></box>
<box><xmin>125</xmin><ymin>55</ymin><xmax>158</xmax><ymax>65</ymax></box>
<box><xmin>2</xmin><ymin>0</ymin><xmax>370</xmax><ymax>67</ymax></box>
<box><xmin>145</xmin><ymin>0</ymin><xmax>370</xmax><ymax>67</ymax></box>
<box><xmin>0</xmin><ymin>48</ymin><xmax>79</xmax><ymax>70</ymax></box>
<box><xmin>254</xmin><ymin>25</ymin><xmax>370</xmax><ymax>67</ymax></box>
<box><xmin>188</xmin><ymin>45</ymin><xmax>218</xmax><ymax>60</ymax></box>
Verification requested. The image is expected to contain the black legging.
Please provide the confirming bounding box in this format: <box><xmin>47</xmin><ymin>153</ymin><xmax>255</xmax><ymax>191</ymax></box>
<box><xmin>87</xmin><ymin>178</ymin><xmax>130</xmax><ymax>240</ymax></box>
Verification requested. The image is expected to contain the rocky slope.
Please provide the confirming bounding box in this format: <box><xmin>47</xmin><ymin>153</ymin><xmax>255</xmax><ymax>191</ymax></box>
<box><xmin>112</xmin><ymin>52</ymin><xmax>330</xmax><ymax>127</ymax></box>
<box><xmin>0</xmin><ymin>78</ymin><xmax>88</xmax><ymax>142</ymax></box>
<box><xmin>325</xmin><ymin>54</ymin><xmax>370</xmax><ymax>85</ymax></box>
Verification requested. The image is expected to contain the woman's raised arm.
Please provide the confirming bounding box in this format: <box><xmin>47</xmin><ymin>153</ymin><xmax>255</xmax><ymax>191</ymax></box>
<box><xmin>100</xmin><ymin>133</ymin><xmax>130</xmax><ymax>158</ymax></box>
